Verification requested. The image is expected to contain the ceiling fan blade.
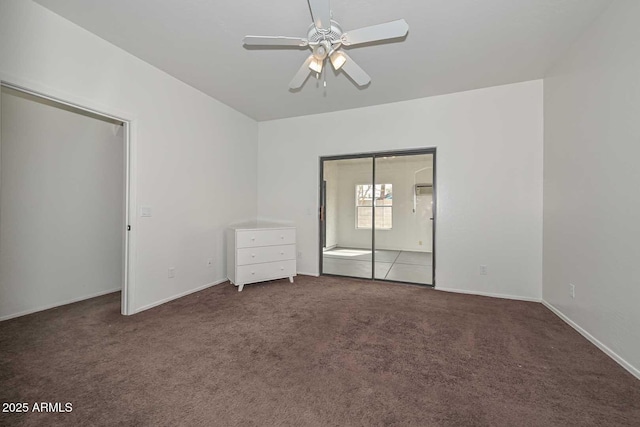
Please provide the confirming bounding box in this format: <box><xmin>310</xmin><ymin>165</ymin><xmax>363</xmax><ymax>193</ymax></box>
<box><xmin>342</xmin><ymin>19</ymin><xmax>409</xmax><ymax>46</ymax></box>
<box><xmin>289</xmin><ymin>55</ymin><xmax>315</xmax><ymax>89</ymax></box>
<box><xmin>243</xmin><ymin>36</ymin><xmax>308</xmax><ymax>47</ymax></box>
<box><xmin>339</xmin><ymin>53</ymin><xmax>371</xmax><ymax>87</ymax></box>
<box><xmin>308</xmin><ymin>0</ymin><xmax>332</xmax><ymax>32</ymax></box>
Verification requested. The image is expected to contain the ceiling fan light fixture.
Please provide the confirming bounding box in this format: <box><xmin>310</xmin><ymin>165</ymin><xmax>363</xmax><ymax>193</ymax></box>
<box><xmin>330</xmin><ymin>51</ymin><xmax>347</xmax><ymax>70</ymax></box>
<box><xmin>309</xmin><ymin>57</ymin><xmax>324</xmax><ymax>73</ymax></box>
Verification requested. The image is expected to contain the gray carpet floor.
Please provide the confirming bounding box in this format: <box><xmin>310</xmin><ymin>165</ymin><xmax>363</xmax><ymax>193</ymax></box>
<box><xmin>1</xmin><ymin>275</ymin><xmax>639</xmax><ymax>426</ymax></box>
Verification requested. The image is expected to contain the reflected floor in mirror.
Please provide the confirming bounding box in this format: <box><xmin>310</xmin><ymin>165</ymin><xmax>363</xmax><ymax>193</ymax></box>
<box><xmin>322</xmin><ymin>247</ymin><xmax>432</xmax><ymax>285</ymax></box>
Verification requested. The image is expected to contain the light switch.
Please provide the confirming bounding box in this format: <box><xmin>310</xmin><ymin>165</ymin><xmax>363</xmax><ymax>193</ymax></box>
<box><xmin>140</xmin><ymin>207</ymin><xmax>152</xmax><ymax>217</ymax></box>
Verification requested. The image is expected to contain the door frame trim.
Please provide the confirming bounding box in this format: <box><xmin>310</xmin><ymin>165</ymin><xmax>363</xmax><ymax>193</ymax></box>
<box><xmin>318</xmin><ymin>147</ymin><xmax>437</xmax><ymax>287</ymax></box>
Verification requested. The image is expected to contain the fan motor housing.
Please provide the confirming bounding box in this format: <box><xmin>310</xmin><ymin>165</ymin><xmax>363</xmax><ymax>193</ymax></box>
<box><xmin>307</xmin><ymin>20</ymin><xmax>343</xmax><ymax>43</ymax></box>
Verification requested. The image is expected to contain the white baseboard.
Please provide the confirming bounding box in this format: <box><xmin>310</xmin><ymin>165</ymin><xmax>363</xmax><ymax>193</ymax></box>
<box><xmin>0</xmin><ymin>287</ymin><xmax>121</xmax><ymax>322</ymax></box>
<box><xmin>297</xmin><ymin>271</ymin><xmax>320</xmax><ymax>277</ymax></box>
<box><xmin>436</xmin><ymin>287</ymin><xmax>541</xmax><ymax>303</ymax></box>
<box><xmin>542</xmin><ymin>300</ymin><xmax>640</xmax><ymax>380</ymax></box>
<box><xmin>133</xmin><ymin>278</ymin><xmax>227</xmax><ymax>314</ymax></box>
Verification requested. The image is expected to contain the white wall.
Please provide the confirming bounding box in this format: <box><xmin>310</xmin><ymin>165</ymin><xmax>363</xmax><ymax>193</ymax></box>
<box><xmin>0</xmin><ymin>88</ymin><xmax>124</xmax><ymax>318</ymax></box>
<box><xmin>258</xmin><ymin>80</ymin><xmax>543</xmax><ymax>300</ymax></box>
<box><xmin>0</xmin><ymin>0</ymin><xmax>258</xmax><ymax>316</ymax></box>
<box><xmin>330</xmin><ymin>157</ymin><xmax>433</xmax><ymax>252</ymax></box>
<box><xmin>543</xmin><ymin>0</ymin><xmax>640</xmax><ymax>377</ymax></box>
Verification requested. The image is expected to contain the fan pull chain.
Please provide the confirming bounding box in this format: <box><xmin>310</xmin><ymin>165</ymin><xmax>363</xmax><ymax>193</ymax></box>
<box><xmin>323</xmin><ymin>65</ymin><xmax>327</xmax><ymax>88</ymax></box>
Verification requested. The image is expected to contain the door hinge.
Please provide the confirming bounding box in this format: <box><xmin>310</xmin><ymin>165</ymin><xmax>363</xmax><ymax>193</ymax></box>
<box><xmin>127</xmin><ymin>225</ymin><xmax>131</xmax><ymax>231</ymax></box>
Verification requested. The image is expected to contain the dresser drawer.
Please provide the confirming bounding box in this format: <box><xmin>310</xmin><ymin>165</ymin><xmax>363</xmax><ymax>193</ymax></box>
<box><xmin>237</xmin><ymin>244</ymin><xmax>295</xmax><ymax>266</ymax></box>
<box><xmin>237</xmin><ymin>260</ymin><xmax>296</xmax><ymax>284</ymax></box>
<box><xmin>236</xmin><ymin>228</ymin><xmax>296</xmax><ymax>248</ymax></box>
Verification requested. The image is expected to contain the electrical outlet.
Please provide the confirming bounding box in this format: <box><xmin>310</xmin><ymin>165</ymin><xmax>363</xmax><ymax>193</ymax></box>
<box><xmin>480</xmin><ymin>265</ymin><xmax>488</xmax><ymax>276</ymax></box>
<box><xmin>168</xmin><ymin>267</ymin><xmax>175</xmax><ymax>279</ymax></box>
<box><xmin>569</xmin><ymin>283</ymin><xmax>575</xmax><ymax>298</ymax></box>
<box><xmin>419</xmin><ymin>240</ymin><xmax>423</xmax><ymax>246</ymax></box>
<box><xmin>206</xmin><ymin>258</ymin><xmax>213</xmax><ymax>268</ymax></box>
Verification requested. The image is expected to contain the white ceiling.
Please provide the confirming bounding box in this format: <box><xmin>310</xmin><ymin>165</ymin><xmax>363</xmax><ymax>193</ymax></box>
<box><xmin>34</xmin><ymin>0</ymin><xmax>612</xmax><ymax>121</ymax></box>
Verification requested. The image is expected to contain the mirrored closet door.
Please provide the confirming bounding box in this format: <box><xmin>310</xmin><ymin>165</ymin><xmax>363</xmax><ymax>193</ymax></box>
<box><xmin>373</xmin><ymin>154</ymin><xmax>433</xmax><ymax>285</ymax></box>
<box><xmin>320</xmin><ymin>150</ymin><xmax>435</xmax><ymax>286</ymax></box>
<box><xmin>321</xmin><ymin>156</ymin><xmax>374</xmax><ymax>279</ymax></box>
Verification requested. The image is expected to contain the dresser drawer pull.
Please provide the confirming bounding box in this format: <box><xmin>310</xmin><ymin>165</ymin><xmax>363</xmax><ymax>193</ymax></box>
<box><xmin>251</xmin><ymin>272</ymin><xmax>255</xmax><ymax>275</ymax></box>
<box><xmin>251</xmin><ymin>254</ymin><xmax>256</xmax><ymax>258</ymax></box>
<box><xmin>280</xmin><ymin>267</ymin><xmax>284</xmax><ymax>270</ymax></box>
<box><xmin>280</xmin><ymin>235</ymin><xmax>284</xmax><ymax>239</ymax></box>
<box><xmin>251</xmin><ymin>237</ymin><xmax>256</xmax><ymax>241</ymax></box>
<box><xmin>280</xmin><ymin>251</ymin><xmax>284</xmax><ymax>255</ymax></box>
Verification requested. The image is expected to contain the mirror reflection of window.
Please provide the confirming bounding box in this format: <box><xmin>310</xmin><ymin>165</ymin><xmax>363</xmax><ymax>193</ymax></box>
<box><xmin>355</xmin><ymin>184</ymin><xmax>392</xmax><ymax>229</ymax></box>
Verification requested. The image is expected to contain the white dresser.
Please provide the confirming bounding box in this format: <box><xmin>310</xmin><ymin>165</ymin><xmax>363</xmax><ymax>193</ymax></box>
<box><xmin>227</xmin><ymin>222</ymin><xmax>297</xmax><ymax>292</ymax></box>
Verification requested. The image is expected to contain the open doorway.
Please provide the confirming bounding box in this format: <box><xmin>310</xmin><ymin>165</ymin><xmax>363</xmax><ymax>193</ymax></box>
<box><xmin>0</xmin><ymin>83</ymin><xmax>131</xmax><ymax>319</ymax></box>
<box><xmin>319</xmin><ymin>149</ymin><xmax>436</xmax><ymax>286</ymax></box>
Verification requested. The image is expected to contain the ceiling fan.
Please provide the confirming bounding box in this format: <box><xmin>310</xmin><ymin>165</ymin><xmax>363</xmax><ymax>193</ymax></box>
<box><xmin>243</xmin><ymin>0</ymin><xmax>409</xmax><ymax>90</ymax></box>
